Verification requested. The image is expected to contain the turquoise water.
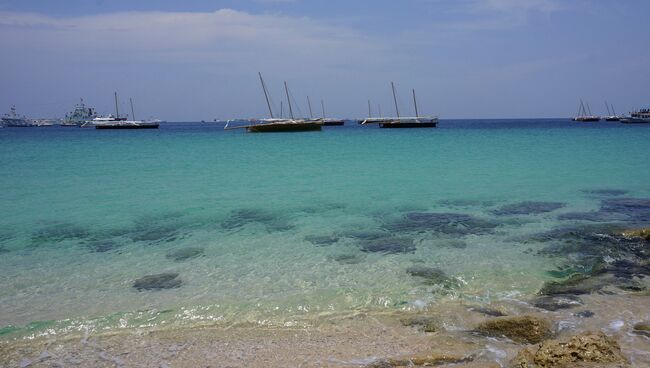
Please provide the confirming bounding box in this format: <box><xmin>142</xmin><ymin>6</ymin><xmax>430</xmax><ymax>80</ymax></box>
<box><xmin>1</xmin><ymin>120</ymin><xmax>649</xmax><ymax>338</ymax></box>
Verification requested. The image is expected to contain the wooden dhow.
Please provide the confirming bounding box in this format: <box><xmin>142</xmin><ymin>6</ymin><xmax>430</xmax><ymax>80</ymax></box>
<box><xmin>361</xmin><ymin>82</ymin><xmax>438</xmax><ymax>128</ymax></box>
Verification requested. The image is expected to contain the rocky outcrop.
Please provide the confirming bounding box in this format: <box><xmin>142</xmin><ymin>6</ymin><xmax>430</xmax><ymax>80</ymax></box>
<box><xmin>510</xmin><ymin>331</ymin><xmax>628</xmax><ymax>367</ymax></box>
<box><xmin>476</xmin><ymin>315</ymin><xmax>552</xmax><ymax>344</ymax></box>
<box><xmin>622</xmin><ymin>228</ymin><xmax>650</xmax><ymax>241</ymax></box>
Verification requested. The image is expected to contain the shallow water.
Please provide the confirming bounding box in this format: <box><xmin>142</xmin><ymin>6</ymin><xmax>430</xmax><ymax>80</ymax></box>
<box><xmin>1</xmin><ymin>119</ymin><xmax>649</xmax><ymax>339</ymax></box>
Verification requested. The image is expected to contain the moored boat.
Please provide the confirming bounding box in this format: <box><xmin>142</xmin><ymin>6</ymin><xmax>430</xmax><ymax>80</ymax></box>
<box><xmin>63</xmin><ymin>99</ymin><xmax>97</xmax><ymax>126</ymax></box>
<box><xmin>361</xmin><ymin>83</ymin><xmax>438</xmax><ymax>128</ymax></box>
<box><xmin>92</xmin><ymin>93</ymin><xmax>159</xmax><ymax>129</ymax></box>
<box><xmin>620</xmin><ymin>109</ymin><xmax>650</xmax><ymax>124</ymax></box>
<box><xmin>573</xmin><ymin>99</ymin><xmax>600</xmax><ymax>122</ymax></box>
<box><xmin>1</xmin><ymin>106</ymin><xmax>37</xmax><ymax>127</ymax></box>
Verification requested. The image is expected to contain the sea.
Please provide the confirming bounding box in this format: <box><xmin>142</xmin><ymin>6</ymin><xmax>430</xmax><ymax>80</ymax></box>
<box><xmin>1</xmin><ymin>119</ymin><xmax>649</xmax><ymax>341</ymax></box>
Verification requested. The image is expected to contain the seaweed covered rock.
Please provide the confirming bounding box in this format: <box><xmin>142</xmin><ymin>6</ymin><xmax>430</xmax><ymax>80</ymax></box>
<box><xmin>366</xmin><ymin>353</ymin><xmax>473</xmax><ymax>367</ymax></box>
<box><xmin>476</xmin><ymin>315</ymin><xmax>552</xmax><ymax>344</ymax></box>
<box><xmin>532</xmin><ymin>295</ymin><xmax>583</xmax><ymax>311</ymax></box>
<box><xmin>510</xmin><ymin>331</ymin><xmax>628</xmax><ymax>367</ymax></box>
<box><xmin>405</xmin><ymin>265</ymin><xmax>458</xmax><ymax>288</ymax></box>
<box><xmin>359</xmin><ymin>236</ymin><xmax>416</xmax><ymax>254</ymax></box>
<box><xmin>399</xmin><ymin>315</ymin><xmax>440</xmax><ymax>332</ymax></box>
<box><xmin>493</xmin><ymin>201</ymin><xmax>565</xmax><ymax>216</ymax></box>
<box><xmin>621</xmin><ymin>227</ymin><xmax>650</xmax><ymax>241</ymax></box>
<box><xmin>538</xmin><ymin>274</ymin><xmax>606</xmax><ymax>296</ymax></box>
<box><xmin>383</xmin><ymin>212</ymin><xmax>499</xmax><ymax>235</ymax></box>
<box><xmin>468</xmin><ymin>306</ymin><xmax>507</xmax><ymax>317</ymax></box>
<box><xmin>133</xmin><ymin>272</ymin><xmax>182</xmax><ymax>291</ymax></box>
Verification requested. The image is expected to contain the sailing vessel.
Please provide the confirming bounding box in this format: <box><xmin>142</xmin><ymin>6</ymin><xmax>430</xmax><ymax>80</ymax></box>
<box><xmin>93</xmin><ymin>93</ymin><xmax>159</xmax><ymax>129</ymax></box>
<box><xmin>573</xmin><ymin>100</ymin><xmax>600</xmax><ymax>122</ymax></box>
<box><xmin>224</xmin><ymin>73</ymin><xmax>321</xmax><ymax>133</ymax></box>
<box><xmin>620</xmin><ymin>109</ymin><xmax>650</xmax><ymax>124</ymax></box>
<box><xmin>319</xmin><ymin>99</ymin><xmax>344</xmax><ymax>126</ymax></box>
<box><xmin>1</xmin><ymin>106</ymin><xmax>37</xmax><ymax>127</ymax></box>
<box><xmin>604</xmin><ymin>101</ymin><xmax>621</xmax><ymax>121</ymax></box>
<box><xmin>361</xmin><ymin>82</ymin><xmax>438</xmax><ymax>128</ymax></box>
<box><xmin>62</xmin><ymin>99</ymin><xmax>98</xmax><ymax>126</ymax></box>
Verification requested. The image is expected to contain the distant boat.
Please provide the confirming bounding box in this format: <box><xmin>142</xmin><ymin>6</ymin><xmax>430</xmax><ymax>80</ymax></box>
<box><xmin>604</xmin><ymin>101</ymin><xmax>621</xmax><ymax>121</ymax></box>
<box><xmin>573</xmin><ymin>99</ymin><xmax>600</xmax><ymax>122</ymax></box>
<box><xmin>63</xmin><ymin>98</ymin><xmax>97</xmax><ymax>126</ymax></box>
<box><xmin>319</xmin><ymin>99</ymin><xmax>344</xmax><ymax>126</ymax></box>
<box><xmin>361</xmin><ymin>82</ymin><xmax>438</xmax><ymax>128</ymax></box>
<box><xmin>1</xmin><ymin>106</ymin><xmax>37</xmax><ymax>127</ymax></box>
<box><xmin>93</xmin><ymin>93</ymin><xmax>159</xmax><ymax>129</ymax></box>
<box><xmin>224</xmin><ymin>73</ymin><xmax>321</xmax><ymax>133</ymax></box>
<box><xmin>620</xmin><ymin>108</ymin><xmax>650</xmax><ymax>124</ymax></box>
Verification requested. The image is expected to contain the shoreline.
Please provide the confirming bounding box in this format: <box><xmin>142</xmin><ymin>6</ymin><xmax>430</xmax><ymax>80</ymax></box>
<box><xmin>2</xmin><ymin>293</ymin><xmax>649</xmax><ymax>367</ymax></box>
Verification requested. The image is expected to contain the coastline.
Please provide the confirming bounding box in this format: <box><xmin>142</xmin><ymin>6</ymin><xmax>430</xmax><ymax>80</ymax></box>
<box><xmin>2</xmin><ymin>293</ymin><xmax>649</xmax><ymax>367</ymax></box>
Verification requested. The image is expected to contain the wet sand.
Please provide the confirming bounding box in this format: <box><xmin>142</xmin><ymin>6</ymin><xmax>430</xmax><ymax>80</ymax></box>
<box><xmin>2</xmin><ymin>293</ymin><xmax>649</xmax><ymax>367</ymax></box>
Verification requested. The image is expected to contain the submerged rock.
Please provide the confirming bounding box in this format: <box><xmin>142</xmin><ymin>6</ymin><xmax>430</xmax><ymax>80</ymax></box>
<box><xmin>384</xmin><ymin>212</ymin><xmax>499</xmax><ymax>235</ymax></box>
<box><xmin>367</xmin><ymin>354</ymin><xmax>473</xmax><ymax>368</ymax></box>
<box><xmin>359</xmin><ymin>237</ymin><xmax>416</xmax><ymax>254</ymax></box>
<box><xmin>532</xmin><ymin>295</ymin><xmax>583</xmax><ymax>311</ymax></box>
<box><xmin>304</xmin><ymin>235</ymin><xmax>339</xmax><ymax>246</ymax></box>
<box><xmin>406</xmin><ymin>266</ymin><xmax>452</xmax><ymax>285</ymax></box>
<box><xmin>621</xmin><ymin>227</ymin><xmax>650</xmax><ymax>241</ymax></box>
<box><xmin>582</xmin><ymin>188</ymin><xmax>629</xmax><ymax>197</ymax></box>
<box><xmin>492</xmin><ymin>201</ymin><xmax>565</xmax><ymax>216</ymax></box>
<box><xmin>165</xmin><ymin>247</ymin><xmax>204</xmax><ymax>261</ymax></box>
<box><xmin>133</xmin><ymin>273</ymin><xmax>182</xmax><ymax>291</ymax></box>
<box><xmin>342</xmin><ymin>229</ymin><xmax>390</xmax><ymax>240</ymax></box>
<box><xmin>221</xmin><ymin>208</ymin><xmax>292</xmax><ymax>232</ymax></box>
<box><xmin>32</xmin><ymin>223</ymin><xmax>89</xmax><ymax>243</ymax></box>
<box><xmin>574</xmin><ymin>310</ymin><xmax>595</xmax><ymax>318</ymax></box>
<box><xmin>399</xmin><ymin>315</ymin><xmax>440</xmax><ymax>332</ymax></box>
<box><xmin>468</xmin><ymin>306</ymin><xmax>507</xmax><ymax>317</ymax></box>
<box><xmin>327</xmin><ymin>253</ymin><xmax>364</xmax><ymax>265</ymax></box>
<box><xmin>476</xmin><ymin>315</ymin><xmax>552</xmax><ymax>344</ymax></box>
<box><xmin>538</xmin><ymin>274</ymin><xmax>607</xmax><ymax>296</ymax></box>
<box><xmin>632</xmin><ymin>322</ymin><xmax>650</xmax><ymax>337</ymax></box>
<box><xmin>511</xmin><ymin>331</ymin><xmax>628</xmax><ymax>367</ymax></box>
<box><xmin>86</xmin><ymin>239</ymin><xmax>120</xmax><ymax>253</ymax></box>
<box><xmin>601</xmin><ymin>197</ymin><xmax>650</xmax><ymax>222</ymax></box>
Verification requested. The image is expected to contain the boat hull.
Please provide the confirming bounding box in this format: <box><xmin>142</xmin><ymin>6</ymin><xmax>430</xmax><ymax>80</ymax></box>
<box><xmin>95</xmin><ymin>124</ymin><xmax>159</xmax><ymax>129</ymax></box>
<box><xmin>620</xmin><ymin>118</ymin><xmax>650</xmax><ymax>124</ymax></box>
<box><xmin>246</xmin><ymin>123</ymin><xmax>322</xmax><ymax>132</ymax></box>
<box><xmin>573</xmin><ymin>117</ymin><xmax>600</xmax><ymax>122</ymax></box>
<box><xmin>379</xmin><ymin>122</ymin><xmax>437</xmax><ymax>128</ymax></box>
<box><xmin>321</xmin><ymin>120</ymin><xmax>344</xmax><ymax>126</ymax></box>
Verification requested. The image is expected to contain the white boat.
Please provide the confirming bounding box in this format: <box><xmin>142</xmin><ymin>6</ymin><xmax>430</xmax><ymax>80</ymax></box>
<box><xmin>573</xmin><ymin>99</ymin><xmax>600</xmax><ymax>122</ymax></box>
<box><xmin>63</xmin><ymin>99</ymin><xmax>97</xmax><ymax>126</ymax></box>
<box><xmin>620</xmin><ymin>109</ymin><xmax>650</xmax><ymax>124</ymax></box>
<box><xmin>1</xmin><ymin>106</ymin><xmax>37</xmax><ymax>127</ymax></box>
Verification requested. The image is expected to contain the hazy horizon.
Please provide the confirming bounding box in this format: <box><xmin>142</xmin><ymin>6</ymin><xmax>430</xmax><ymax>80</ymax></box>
<box><xmin>1</xmin><ymin>0</ymin><xmax>648</xmax><ymax>120</ymax></box>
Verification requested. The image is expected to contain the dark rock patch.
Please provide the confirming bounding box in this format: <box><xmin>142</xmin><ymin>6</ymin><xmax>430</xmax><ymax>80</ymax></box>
<box><xmin>532</xmin><ymin>294</ymin><xmax>583</xmax><ymax>311</ymax></box>
<box><xmin>468</xmin><ymin>306</ymin><xmax>507</xmax><ymax>317</ymax></box>
<box><xmin>86</xmin><ymin>239</ymin><xmax>120</xmax><ymax>253</ymax></box>
<box><xmin>633</xmin><ymin>322</ymin><xmax>650</xmax><ymax>337</ymax></box>
<box><xmin>327</xmin><ymin>253</ymin><xmax>365</xmax><ymax>265</ymax></box>
<box><xmin>406</xmin><ymin>266</ymin><xmax>452</xmax><ymax>285</ymax></box>
<box><xmin>574</xmin><ymin>310</ymin><xmax>595</xmax><ymax>318</ymax></box>
<box><xmin>399</xmin><ymin>315</ymin><xmax>439</xmax><ymax>332</ymax></box>
<box><xmin>582</xmin><ymin>189</ymin><xmax>629</xmax><ymax>197</ymax></box>
<box><xmin>475</xmin><ymin>315</ymin><xmax>553</xmax><ymax>344</ymax></box>
<box><xmin>492</xmin><ymin>201</ymin><xmax>565</xmax><ymax>216</ymax></box>
<box><xmin>384</xmin><ymin>212</ymin><xmax>499</xmax><ymax>235</ymax></box>
<box><xmin>133</xmin><ymin>273</ymin><xmax>182</xmax><ymax>291</ymax></box>
<box><xmin>166</xmin><ymin>247</ymin><xmax>204</xmax><ymax>261</ymax></box>
<box><xmin>538</xmin><ymin>274</ymin><xmax>607</xmax><ymax>296</ymax></box>
<box><xmin>32</xmin><ymin>223</ymin><xmax>89</xmax><ymax>243</ymax></box>
<box><xmin>557</xmin><ymin>211</ymin><xmax>627</xmax><ymax>222</ymax></box>
<box><xmin>304</xmin><ymin>235</ymin><xmax>339</xmax><ymax>246</ymax></box>
<box><xmin>601</xmin><ymin>197</ymin><xmax>650</xmax><ymax>222</ymax></box>
<box><xmin>221</xmin><ymin>208</ymin><xmax>292</xmax><ymax>232</ymax></box>
<box><xmin>130</xmin><ymin>223</ymin><xmax>182</xmax><ymax>243</ymax></box>
<box><xmin>437</xmin><ymin>199</ymin><xmax>496</xmax><ymax>208</ymax></box>
<box><xmin>359</xmin><ymin>237</ymin><xmax>415</xmax><ymax>254</ymax></box>
<box><xmin>341</xmin><ymin>229</ymin><xmax>389</xmax><ymax>240</ymax></box>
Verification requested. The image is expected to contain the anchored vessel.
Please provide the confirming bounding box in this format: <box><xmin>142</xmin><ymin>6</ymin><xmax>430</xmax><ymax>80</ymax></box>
<box><xmin>573</xmin><ymin>99</ymin><xmax>600</xmax><ymax>122</ymax></box>
<box><xmin>63</xmin><ymin>99</ymin><xmax>98</xmax><ymax>126</ymax></box>
<box><xmin>620</xmin><ymin>109</ymin><xmax>650</xmax><ymax>124</ymax></box>
<box><xmin>361</xmin><ymin>82</ymin><xmax>438</xmax><ymax>128</ymax></box>
<box><xmin>1</xmin><ymin>106</ymin><xmax>37</xmax><ymax>127</ymax></box>
<box><xmin>604</xmin><ymin>101</ymin><xmax>621</xmax><ymax>122</ymax></box>
<box><xmin>224</xmin><ymin>73</ymin><xmax>322</xmax><ymax>133</ymax></box>
<box><xmin>93</xmin><ymin>93</ymin><xmax>159</xmax><ymax>129</ymax></box>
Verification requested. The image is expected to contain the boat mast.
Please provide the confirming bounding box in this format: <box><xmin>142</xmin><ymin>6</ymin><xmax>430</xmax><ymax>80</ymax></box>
<box><xmin>307</xmin><ymin>96</ymin><xmax>314</xmax><ymax>119</ymax></box>
<box><xmin>130</xmin><ymin>98</ymin><xmax>136</xmax><ymax>121</ymax></box>
<box><xmin>284</xmin><ymin>81</ymin><xmax>294</xmax><ymax>119</ymax></box>
<box><xmin>378</xmin><ymin>104</ymin><xmax>382</xmax><ymax>117</ymax></box>
<box><xmin>412</xmin><ymin>89</ymin><xmax>419</xmax><ymax>118</ymax></box>
<box><xmin>605</xmin><ymin>101</ymin><xmax>611</xmax><ymax>116</ymax></box>
<box><xmin>586</xmin><ymin>102</ymin><xmax>593</xmax><ymax>116</ymax></box>
<box><xmin>114</xmin><ymin>92</ymin><xmax>120</xmax><ymax>118</ymax></box>
<box><xmin>321</xmin><ymin>99</ymin><xmax>326</xmax><ymax>118</ymax></box>
<box><xmin>578</xmin><ymin>99</ymin><xmax>585</xmax><ymax>117</ymax></box>
<box><xmin>280</xmin><ymin>101</ymin><xmax>283</xmax><ymax>118</ymax></box>
<box><xmin>258</xmin><ymin>72</ymin><xmax>274</xmax><ymax>119</ymax></box>
<box><xmin>391</xmin><ymin>82</ymin><xmax>400</xmax><ymax>118</ymax></box>
<box><xmin>611</xmin><ymin>104</ymin><xmax>617</xmax><ymax>116</ymax></box>
<box><xmin>368</xmin><ymin>100</ymin><xmax>372</xmax><ymax>118</ymax></box>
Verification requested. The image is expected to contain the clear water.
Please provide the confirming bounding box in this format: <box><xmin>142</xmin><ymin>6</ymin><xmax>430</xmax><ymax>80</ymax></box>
<box><xmin>1</xmin><ymin>120</ymin><xmax>649</xmax><ymax>338</ymax></box>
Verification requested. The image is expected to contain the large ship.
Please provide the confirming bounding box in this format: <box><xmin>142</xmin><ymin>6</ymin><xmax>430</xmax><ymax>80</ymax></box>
<box><xmin>62</xmin><ymin>99</ymin><xmax>97</xmax><ymax>126</ymax></box>
<box><xmin>620</xmin><ymin>109</ymin><xmax>650</xmax><ymax>124</ymax></box>
<box><xmin>1</xmin><ymin>106</ymin><xmax>37</xmax><ymax>127</ymax></box>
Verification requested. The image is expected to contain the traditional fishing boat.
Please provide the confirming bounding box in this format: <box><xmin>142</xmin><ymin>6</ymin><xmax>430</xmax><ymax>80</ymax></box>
<box><xmin>224</xmin><ymin>73</ymin><xmax>321</xmax><ymax>133</ymax></box>
<box><xmin>620</xmin><ymin>109</ymin><xmax>650</xmax><ymax>124</ymax></box>
<box><xmin>573</xmin><ymin>100</ymin><xmax>600</xmax><ymax>122</ymax></box>
<box><xmin>318</xmin><ymin>99</ymin><xmax>344</xmax><ymax>126</ymax></box>
<box><xmin>604</xmin><ymin>101</ymin><xmax>621</xmax><ymax>122</ymax></box>
<box><xmin>361</xmin><ymin>82</ymin><xmax>438</xmax><ymax>128</ymax></box>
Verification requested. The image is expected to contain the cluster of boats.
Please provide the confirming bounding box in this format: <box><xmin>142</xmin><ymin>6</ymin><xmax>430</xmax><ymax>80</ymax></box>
<box><xmin>224</xmin><ymin>74</ymin><xmax>438</xmax><ymax>132</ymax></box>
<box><xmin>1</xmin><ymin>94</ymin><xmax>161</xmax><ymax>129</ymax></box>
<box><xmin>573</xmin><ymin>100</ymin><xmax>649</xmax><ymax>123</ymax></box>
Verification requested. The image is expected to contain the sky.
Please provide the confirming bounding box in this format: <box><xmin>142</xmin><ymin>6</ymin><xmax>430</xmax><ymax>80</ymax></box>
<box><xmin>0</xmin><ymin>0</ymin><xmax>648</xmax><ymax>120</ymax></box>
